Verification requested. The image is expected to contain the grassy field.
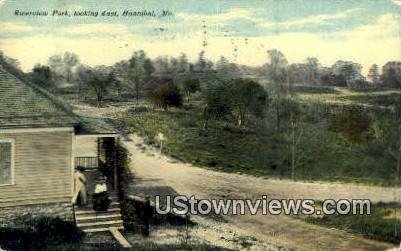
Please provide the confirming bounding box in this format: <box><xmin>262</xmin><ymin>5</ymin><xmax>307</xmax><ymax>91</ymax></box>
<box><xmin>117</xmin><ymin>89</ymin><xmax>399</xmax><ymax>185</ymax></box>
<box><xmin>304</xmin><ymin>202</ymin><xmax>401</xmax><ymax>244</ymax></box>
<box><xmin>111</xmin><ymin>84</ymin><xmax>401</xmax><ymax>185</ymax></box>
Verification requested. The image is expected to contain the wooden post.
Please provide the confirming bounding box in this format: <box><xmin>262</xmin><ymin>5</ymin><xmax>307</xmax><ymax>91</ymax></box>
<box><xmin>114</xmin><ymin>137</ymin><xmax>118</xmax><ymax>191</ymax></box>
<box><xmin>143</xmin><ymin>195</ymin><xmax>151</xmax><ymax>237</ymax></box>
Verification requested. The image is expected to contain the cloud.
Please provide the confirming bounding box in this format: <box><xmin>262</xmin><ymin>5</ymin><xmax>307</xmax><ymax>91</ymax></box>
<box><xmin>0</xmin><ymin>14</ymin><xmax>398</xmax><ymax>76</ymax></box>
<box><xmin>338</xmin><ymin>14</ymin><xmax>399</xmax><ymax>39</ymax></box>
<box><xmin>262</xmin><ymin>8</ymin><xmax>359</xmax><ymax>29</ymax></box>
<box><xmin>392</xmin><ymin>0</ymin><xmax>401</xmax><ymax>7</ymax></box>
<box><xmin>176</xmin><ymin>8</ymin><xmax>264</xmax><ymax>24</ymax></box>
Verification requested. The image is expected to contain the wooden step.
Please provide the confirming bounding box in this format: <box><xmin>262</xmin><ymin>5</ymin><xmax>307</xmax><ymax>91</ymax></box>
<box><xmin>83</xmin><ymin>226</ymin><xmax>124</xmax><ymax>233</ymax></box>
<box><xmin>76</xmin><ymin>213</ymin><xmax>122</xmax><ymax>221</ymax></box>
<box><xmin>75</xmin><ymin>207</ymin><xmax>121</xmax><ymax>216</ymax></box>
<box><xmin>78</xmin><ymin>220</ymin><xmax>124</xmax><ymax>230</ymax></box>
<box><xmin>76</xmin><ymin>214</ymin><xmax>122</xmax><ymax>223</ymax></box>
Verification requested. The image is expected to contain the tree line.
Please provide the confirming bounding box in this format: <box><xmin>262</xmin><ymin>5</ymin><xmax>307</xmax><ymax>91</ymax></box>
<box><xmin>1</xmin><ymin>49</ymin><xmax>401</xmax><ymax>109</ymax></box>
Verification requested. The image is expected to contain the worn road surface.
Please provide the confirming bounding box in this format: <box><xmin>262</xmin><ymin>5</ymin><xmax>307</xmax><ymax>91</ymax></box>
<box><xmin>122</xmin><ymin>134</ymin><xmax>399</xmax><ymax>251</ymax></box>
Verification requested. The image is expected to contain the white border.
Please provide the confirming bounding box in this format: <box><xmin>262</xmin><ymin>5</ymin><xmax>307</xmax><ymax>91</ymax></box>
<box><xmin>0</xmin><ymin>139</ymin><xmax>15</xmax><ymax>186</ymax></box>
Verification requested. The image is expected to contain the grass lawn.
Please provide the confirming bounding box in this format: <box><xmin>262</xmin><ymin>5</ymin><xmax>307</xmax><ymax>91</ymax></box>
<box><xmin>303</xmin><ymin>202</ymin><xmax>401</xmax><ymax>244</ymax></box>
<box><xmin>117</xmin><ymin>97</ymin><xmax>397</xmax><ymax>185</ymax></box>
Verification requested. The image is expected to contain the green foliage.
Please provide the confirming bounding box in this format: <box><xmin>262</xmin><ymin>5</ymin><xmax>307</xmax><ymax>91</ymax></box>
<box><xmin>202</xmin><ymin>79</ymin><xmax>268</xmax><ymax>127</ymax></box>
<box><xmin>119</xmin><ymin>94</ymin><xmax>398</xmax><ymax>185</ymax></box>
<box><xmin>151</xmin><ymin>81</ymin><xmax>183</xmax><ymax>110</ymax></box>
<box><xmin>229</xmin><ymin>79</ymin><xmax>268</xmax><ymax>126</ymax></box>
<box><xmin>0</xmin><ymin>51</ymin><xmax>26</xmax><ymax>81</ymax></box>
<box><xmin>347</xmin><ymin>79</ymin><xmax>370</xmax><ymax>91</ymax></box>
<box><xmin>202</xmin><ymin>80</ymin><xmax>233</xmax><ymax>127</ymax></box>
<box><xmin>267</xmin><ymin>49</ymin><xmax>288</xmax><ymax>83</ymax></box>
<box><xmin>129</xmin><ymin>50</ymin><xmax>154</xmax><ymax>103</ymax></box>
<box><xmin>86</xmin><ymin>77</ymin><xmax>108</xmax><ymax>106</ymax></box>
<box><xmin>328</xmin><ymin>105</ymin><xmax>371</xmax><ymax>144</ymax></box>
<box><xmin>292</xmin><ymin>85</ymin><xmax>339</xmax><ymax>94</ymax></box>
<box><xmin>305</xmin><ymin>202</ymin><xmax>401</xmax><ymax>244</ymax></box>
<box><xmin>182</xmin><ymin>78</ymin><xmax>201</xmax><ymax>102</ymax></box>
<box><xmin>381</xmin><ymin>61</ymin><xmax>401</xmax><ymax>88</ymax></box>
<box><xmin>30</xmin><ymin>64</ymin><xmax>54</xmax><ymax>88</ymax></box>
<box><xmin>0</xmin><ymin>216</ymin><xmax>84</xmax><ymax>250</ymax></box>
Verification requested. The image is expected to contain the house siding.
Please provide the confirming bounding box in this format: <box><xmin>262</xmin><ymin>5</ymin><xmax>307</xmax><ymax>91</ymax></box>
<box><xmin>0</xmin><ymin>203</ymin><xmax>74</xmax><ymax>226</ymax></box>
<box><xmin>74</xmin><ymin>136</ymin><xmax>98</xmax><ymax>157</ymax></box>
<box><xmin>0</xmin><ymin>128</ymin><xmax>73</xmax><ymax>208</ymax></box>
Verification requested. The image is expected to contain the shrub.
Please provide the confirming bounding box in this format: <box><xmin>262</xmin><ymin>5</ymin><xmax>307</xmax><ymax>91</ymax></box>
<box><xmin>0</xmin><ymin>216</ymin><xmax>84</xmax><ymax>250</ymax></box>
<box><xmin>151</xmin><ymin>81</ymin><xmax>183</xmax><ymax>110</ymax></box>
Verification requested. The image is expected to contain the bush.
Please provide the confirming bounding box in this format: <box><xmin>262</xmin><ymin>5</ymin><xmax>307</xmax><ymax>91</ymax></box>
<box><xmin>0</xmin><ymin>216</ymin><xmax>84</xmax><ymax>250</ymax></box>
<box><xmin>347</xmin><ymin>79</ymin><xmax>370</xmax><ymax>91</ymax></box>
<box><xmin>150</xmin><ymin>81</ymin><xmax>183</xmax><ymax>110</ymax></box>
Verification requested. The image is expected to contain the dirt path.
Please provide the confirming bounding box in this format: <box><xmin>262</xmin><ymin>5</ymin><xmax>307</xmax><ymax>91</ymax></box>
<box><xmin>122</xmin><ymin>134</ymin><xmax>398</xmax><ymax>251</ymax></box>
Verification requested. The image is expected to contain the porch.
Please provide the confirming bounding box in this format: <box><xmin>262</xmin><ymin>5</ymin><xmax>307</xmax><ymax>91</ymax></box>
<box><xmin>72</xmin><ymin>135</ymin><xmax>124</xmax><ymax>233</ymax></box>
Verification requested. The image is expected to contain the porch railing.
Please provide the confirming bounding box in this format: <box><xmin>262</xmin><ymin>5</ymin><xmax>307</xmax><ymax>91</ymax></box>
<box><xmin>75</xmin><ymin>157</ymin><xmax>99</xmax><ymax>169</ymax></box>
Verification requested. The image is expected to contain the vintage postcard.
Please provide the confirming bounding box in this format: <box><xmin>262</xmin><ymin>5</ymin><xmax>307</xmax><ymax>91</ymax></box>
<box><xmin>0</xmin><ymin>0</ymin><xmax>401</xmax><ymax>250</ymax></box>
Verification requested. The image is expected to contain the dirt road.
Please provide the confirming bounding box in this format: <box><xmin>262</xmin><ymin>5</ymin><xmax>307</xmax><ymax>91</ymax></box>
<box><xmin>122</xmin><ymin>134</ymin><xmax>399</xmax><ymax>251</ymax></box>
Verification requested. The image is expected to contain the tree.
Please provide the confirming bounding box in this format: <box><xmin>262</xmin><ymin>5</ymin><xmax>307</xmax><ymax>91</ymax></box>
<box><xmin>153</xmin><ymin>56</ymin><xmax>170</xmax><ymax>77</ymax></box>
<box><xmin>202</xmin><ymin>79</ymin><xmax>268</xmax><ymax>128</ymax></box>
<box><xmin>48</xmin><ymin>52</ymin><xmax>79</xmax><ymax>81</ymax></box>
<box><xmin>87</xmin><ymin>77</ymin><xmax>108</xmax><ymax>107</ymax></box>
<box><xmin>229</xmin><ymin>79</ymin><xmax>268</xmax><ymax>127</ymax></box>
<box><xmin>391</xmin><ymin>98</ymin><xmax>401</xmax><ymax>181</ymax></box>
<box><xmin>0</xmin><ymin>51</ymin><xmax>25</xmax><ymax>80</ymax></box>
<box><xmin>182</xmin><ymin>78</ymin><xmax>201</xmax><ymax>102</ymax></box>
<box><xmin>331</xmin><ymin>60</ymin><xmax>364</xmax><ymax>87</ymax></box>
<box><xmin>169</xmin><ymin>56</ymin><xmax>185</xmax><ymax>83</ymax></box>
<box><xmin>30</xmin><ymin>64</ymin><xmax>54</xmax><ymax>88</ymax></box>
<box><xmin>74</xmin><ymin>64</ymin><xmax>95</xmax><ymax>98</ymax></box>
<box><xmin>216</xmin><ymin>56</ymin><xmax>241</xmax><ymax>79</ymax></box>
<box><xmin>287</xmin><ymin>63</ymin><xmax>308</xmax><ymax>84</ymax></box>
<box><xmin>76</xmin><ymin>65</ymin><xmax>114</xmax><ymax>106</ymax></box>
<box><xmin>381</xmin><ymin>61</ymin><xmax>401</xmax><ymax>88</ymax></box>
<box><xmin>84</xmin><ymin>66</ymin><xmax>114</xmax><ymax>106</ymax></box>
<box><xmin>112</xmin><ymin>60</ymin><xmax>131</xmax><ymax>97</ymax></box>
<box><xmin>306</xmin><ymin>57</ymin><xmax>319</xmax><ymax>84</ymax></box>
<box><xmin>367</xmin><ymin>64</ymin><xmax>380</xmax><ymax>85</ymax></box>
<box><xmin>129</xmin><ymin>50</ymin><xmax>153</xmax><ymax>104</ymax></box>
<box><xmin>48</xmin><ymin>54</ymin><xmax>64</xmax><ymax>78</ymax></box>
<box><xmin>194</xmin><ymin>50</ymin><xmax>213</xmax><ymax>73</ymax></box>
<box><xmin>150</xmin><ymin>80</ymin><xmax>183</xmax><ymax>110</ymax></box>
<box><xmin>143</xmin><ymin>58</ymin><xmax>155</xmax><ymax>81</ymax></box>
<box><xmin>177</xmin><ymin>53</ymin><xmax>189</xmax><ymax>73</ymax></box>
<box><xmin>201</xmin><ymin>80</ymin><xmax>232</xmax><ymax>130</ymax></box>
<box><xmin>63</xmin><ymin>52</ymin><xmax>79</xmax><ymax>82</ymax></box>
<box><xmin>267</xmin><ymin>49</ymin><xmax>288</xmax><ymax>83</ymax></box>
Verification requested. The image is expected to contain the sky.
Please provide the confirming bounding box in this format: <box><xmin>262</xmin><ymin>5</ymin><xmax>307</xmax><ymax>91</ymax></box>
<box><xmin>0</xmin><ymin>0</ymin><xmax>401</xmax><ymax>75</ymax></box>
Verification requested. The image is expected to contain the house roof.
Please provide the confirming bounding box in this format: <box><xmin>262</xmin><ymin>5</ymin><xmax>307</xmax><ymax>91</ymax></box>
<box><xmin>75</xmin><ymin>114</ymin><xmax>119</xmax><ymax>135</ymax></box>
<box><xmin>0</xmin><ymin>67</ymin><xmax>118</xmax><ymax>135</ymax></box>
<box><xmin>0</xmin><ymin>66</ymin><xmax>80</xmax><ymax>129</ymax></box>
